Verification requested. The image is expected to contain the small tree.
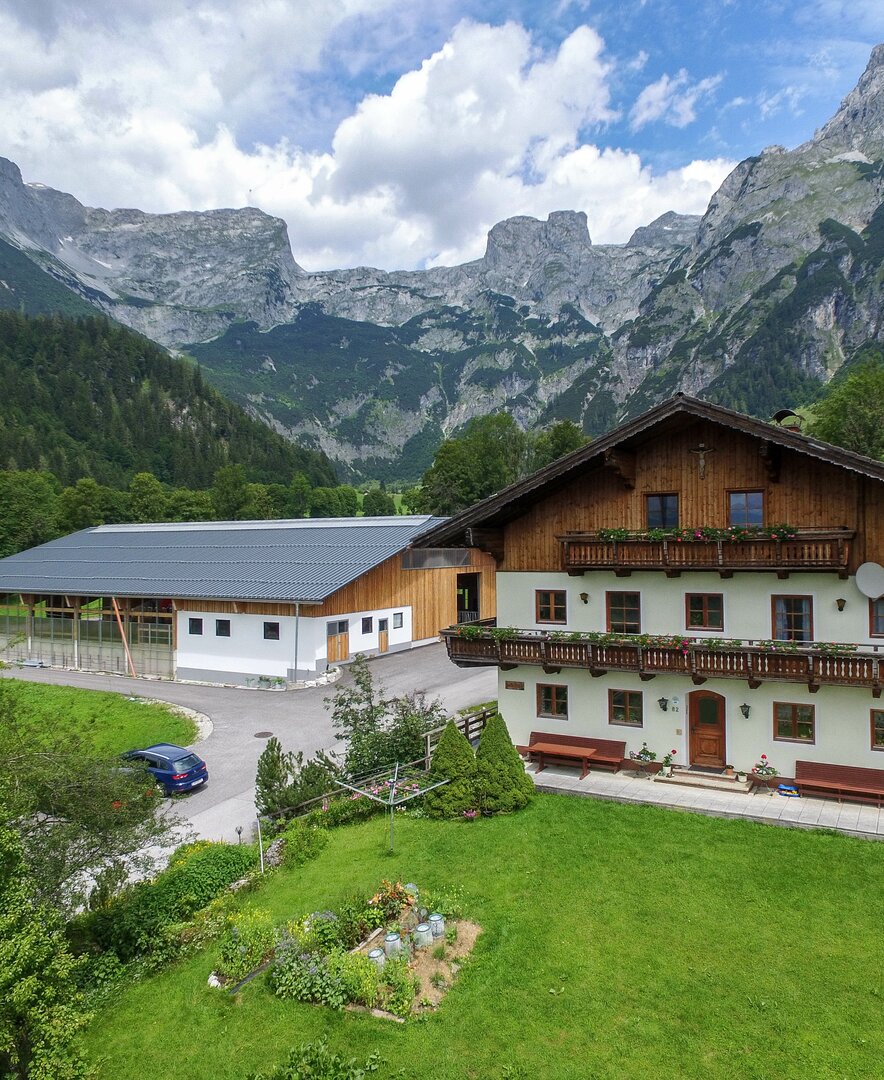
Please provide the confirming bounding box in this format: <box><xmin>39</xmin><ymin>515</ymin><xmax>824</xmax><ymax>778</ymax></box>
<box><xmin>255</xmin><ymin>738</ymin><xmax>340</xmax><ymax>817</ymax></box>
<box><xmin>474</xmin><ymin>713</ymin><xmax>534</xmax><ymax>813</ymax></box>
<box><xmin>327</xmin><ymin>657</ymin><xmax>444</xmax><ymax>776</ymax></box>
<box><xmin>423</xmin><ymin>721</ymin><xmax>477</xmax><ymax>819</ymax></box>
<box><xmin>0</xmin><ymin>819</ymin><xmax>90</xmax><ymax>1080</ymax></box>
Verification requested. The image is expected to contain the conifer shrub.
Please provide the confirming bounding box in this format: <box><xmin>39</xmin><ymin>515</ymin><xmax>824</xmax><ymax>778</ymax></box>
<box><xmin>474</xmin><ymin>712</ymin><xmax>535</xmax><ymax>813</ymax></box>
<box><xmin>422</xmin><ymin>720</ymin><xmax>477</xmax><ymax>819</ymax></box>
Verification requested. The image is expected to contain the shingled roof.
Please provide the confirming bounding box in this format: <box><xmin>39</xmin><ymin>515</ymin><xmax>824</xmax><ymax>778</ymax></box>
<box><xmin>0</xmin><ymin>516</ymin><xmax>445</xmax><ymax>603</ymax></box>
<box><xmin>414</xmin><ymin>393</ymin><xmax>884</xmax><ymax>546</ymax></box>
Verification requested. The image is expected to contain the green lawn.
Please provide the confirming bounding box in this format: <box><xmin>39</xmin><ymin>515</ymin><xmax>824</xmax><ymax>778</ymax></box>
<box><xmin>0</xmin><ymin>678</ymin><xmax>197</xmax><ymax>754</ymax></box>
<box><xmin>84</xmin><ymin>796</ymin><xmax>883</xmax><ymax>1080</ymax></box>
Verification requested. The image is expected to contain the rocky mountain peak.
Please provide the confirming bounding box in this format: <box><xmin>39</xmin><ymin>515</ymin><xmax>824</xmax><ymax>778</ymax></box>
<box><xmin>626</xmin><ymin>211</ymin><xmax>701</xmax><ymax>249</ymax></box>
<box><xmin>482</xmin><ymin>210</ymin><xmax>592</xmax><ymax>271</ymax></box>
<box><xmin>808</xmin><ymin>42</ymin><xmax>884</xmax><ymax>155</ymax></box>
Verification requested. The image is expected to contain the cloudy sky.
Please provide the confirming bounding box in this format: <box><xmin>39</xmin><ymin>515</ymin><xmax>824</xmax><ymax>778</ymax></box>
<box><xmin>2</xmin><ymin>1</ymin><xmax>882</xmax><ymax>271</ymax></box>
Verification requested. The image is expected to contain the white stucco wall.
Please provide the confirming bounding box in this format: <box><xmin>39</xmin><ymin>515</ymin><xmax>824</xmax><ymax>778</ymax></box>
<box><xmin>494</xmin><ymin>569</ymin><xmax>883</xmax><ymax>774</ymax></box>
<box><xmin>496</xmin><ymin>570</ymin><xmax>881</xmax><ymax>645</ymax></box>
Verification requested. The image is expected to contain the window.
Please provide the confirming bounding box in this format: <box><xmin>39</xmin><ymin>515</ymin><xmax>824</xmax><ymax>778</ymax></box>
<box><xmin>686</xmin><ymin>593</ymin><xmax>724</xmax><ymax>631</ymax></box>
<box><xmin>872</xmin><ymin>710</ymin><xmax>884</xmax><ymax>751</ymax></box>
<box><xmin>609</xmin><ymin>689</ymin><xmax>643</xmax><ymax>727</ymax></box>
<box><xmin>774</xmin><ymin>702</ymin><xmax>815</xmax><ymax>743</ymax></box>
<box><xmin>646</xmin><ymin>493</ymin><xmax>679</xmax><ymax>529</ymax></box>
<box><xmin>871</xmin><ymin>599</ymin><xmax>884</xmax><ymax>637</ymax></box>
<box><xmin>729</xmin><ymin>490</ymin><xmax>764</xmax><ymax>527</ymax></box>
<box><xmin>327</xmin><ymin>620</ymin><xmax>348</xmax><ymax>635</ymax></box>
<box><xmin>536</xmin><ymin>590</ymin><xmax>566</xmax><ymax>624</ymax></box>
<box><xmin>215</xmin><ymin>619</ymin><xmax>231</xmax><ymax>637</ymax></box>
<box><xmin>361</xmin><ymin>616</ymin><xmax>373</xmax><ymax>634</ymax></box>
<box><xmin>188</xmin><ymin>617</ymin><xmax>203</xmax><ymax>635</ymax></box>
<box><xmin>772</xmin><ymin>596</ymin><xmax>813</xmax><ymax>642</ymax></box>
<box><xmin>607</xmin><ymin>592</ymin><xmax>641</xmax><ymax>634</ymax></box>
<box><xmin>393</xmin><ymin>612</ymin><xmax>403</xmax><ymax>629</ymax></box>
<box><xmin>263</xmin><ymin>622</ymin><xmax>280</xmax><ymax>641</ymax></box>
<box><xmin>537</xmin><ymin>684</ymin><xmax>568</xmax><ymax>719</ymax></box>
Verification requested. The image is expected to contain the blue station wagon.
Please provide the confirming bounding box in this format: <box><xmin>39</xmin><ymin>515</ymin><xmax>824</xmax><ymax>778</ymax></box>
<box><xmin>122</xmin><ymin>743</ymin><xmax>208</xmax><ymax>795</ymax></box>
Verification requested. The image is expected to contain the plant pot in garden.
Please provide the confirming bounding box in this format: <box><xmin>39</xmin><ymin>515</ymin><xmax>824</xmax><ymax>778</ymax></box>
<box><xmin>736</xmin><ymin>772</ymin><xmax>747</xmax><ymax>783</ymax></box>
<box><xmin>660</xmin><ymin>765</ymin><xmax>673</xmax><ymax>778</ymax></box>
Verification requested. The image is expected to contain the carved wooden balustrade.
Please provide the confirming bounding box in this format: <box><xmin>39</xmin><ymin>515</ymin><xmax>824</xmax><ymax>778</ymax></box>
<box><xmin>558</xmin><ymin>528</ymin><xmax>853</xmax><ymax>578</ymax></box>
<box><xmin>441</xmin><ymin>627</ymin><xmax>882</xmax><ymax>696</ymax></box>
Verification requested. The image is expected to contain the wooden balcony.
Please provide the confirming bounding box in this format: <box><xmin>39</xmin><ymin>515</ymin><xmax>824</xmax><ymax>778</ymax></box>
<box><xmin>558</xmin><ymin>528</ymin><xmax>853</xmax><ymax>578</ymax></box>
<box><xmin>441</xmin><ymin>627</ymin><xmax>882</xmax><ymax>697</ymax></box>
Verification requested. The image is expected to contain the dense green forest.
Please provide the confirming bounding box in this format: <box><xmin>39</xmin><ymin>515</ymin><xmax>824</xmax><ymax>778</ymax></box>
<box><xmin>0</xmin><ymin>311</ymin><xmax>335</xmax><ymax>489</ymax></box>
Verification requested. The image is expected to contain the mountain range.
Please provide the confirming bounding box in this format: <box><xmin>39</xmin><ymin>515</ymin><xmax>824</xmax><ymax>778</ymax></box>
<box><xmin>1</xmin><ymin>44</ymin><xmax>884</xmax><ymax>481</ymax></box>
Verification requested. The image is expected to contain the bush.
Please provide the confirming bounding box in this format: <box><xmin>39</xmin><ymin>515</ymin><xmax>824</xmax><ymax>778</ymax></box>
<box><xmin>378</xmin><ymin>954</ymin><xmax>420</xmax><ymax>1018</ymax></box>
<box><xmin>281</xmin><ymin>819</ymin><xmax>329</xmax><ymax>867</ymax></box>
<box><xmin>474</xmin><ymin>712</ymin><xmax>535</xmax><ymax>813</ymax></box>
<box><xmin>327</xmin><ymin>951</ymin><xmax>382</xmax><ymax>1009</ymax></box>
<box><xmin>255</xmin><ymin>738</ymin><xmax>341</xmax><ymax>816</ymax></box>
<box><xmin>247</xmin><ymin>1038</ymin><xmax>388</xmax><ymax>1080</ymax></box>
<box><xmin>303</xmin><ymin>793</ymin><xmax>382</xmax><ymax>829</ymax></box>
<box><xmin>269</xmin><ymin>946</ymin><xmax>347</xmax><ymax>1010</ymax></box>
<box><xmin>423</xmin><ymin>721</ymin><xmax>477</xmax><ymax>819</ymax></box>
<box><xmin>80</xmin><ymin>841</ymin><xmax>257</xmax><ymax>960</ymax></box>
<box><xmin>217</xmin><ymin>908</ymin><xmax>276</xmax><ymax>983</ymax></box>
<box><xmin>335</xmin><ymin>893</ymin><xmax>381</xmax><ymax>949</ymax></box>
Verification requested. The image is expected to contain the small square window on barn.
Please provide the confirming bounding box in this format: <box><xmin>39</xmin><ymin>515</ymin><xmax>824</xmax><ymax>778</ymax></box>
<box><xmin>362</xmin><ymin>616</ymin><xmax>373</xmax><ymax>634</ymax></box>
<box><xmin>263</xmin><ymin>622</ymin><xmax>280</xmax><ymax>641</ymax></box>
<box><xmin>188</xmin><ymin>617</ymin><xmax>203</xmax><ymax>635</ymax></box>
<box><xmin>215</xmin><ymin>619</ymin><xmax>231</xmax><ymax>638</ymax></box>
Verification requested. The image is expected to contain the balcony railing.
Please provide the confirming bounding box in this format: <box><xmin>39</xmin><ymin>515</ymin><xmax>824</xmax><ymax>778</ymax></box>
<box><xmin>559</xmin><ymin>528</ymin><xmax>853</xmax><ymax>577</ymax></box>
<box><xmin>441</xmin><ymin>626</ymin><xmax>882</xmax><ymax>696</ymax></box>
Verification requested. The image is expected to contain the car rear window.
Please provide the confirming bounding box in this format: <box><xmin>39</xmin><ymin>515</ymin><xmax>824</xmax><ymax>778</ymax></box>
<box><xmin>172</xmin><ymin>754</ymin><xmax>201</xmax><ymax>772</ymax></box>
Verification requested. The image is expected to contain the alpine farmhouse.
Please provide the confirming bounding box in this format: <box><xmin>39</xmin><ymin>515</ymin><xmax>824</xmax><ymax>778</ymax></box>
<box><xmin>0</xmin><ymin>516</ymin><xmax>495</xmax><ymax>685</ymax></box>
<box><xmin>417</xmin><ymin>395</ymin><xmax>884</xmax><ymax>781</ymax></box>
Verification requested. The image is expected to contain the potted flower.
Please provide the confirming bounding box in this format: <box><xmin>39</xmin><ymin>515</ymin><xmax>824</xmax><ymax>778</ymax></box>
<box><xmin>736</xmin><ymin>768</ymin><xmax>748</xmax><ymax>783</ymax></box>
<box><xmin>629</xmin><ymin>742</ymin><xmax>657</xmax><ymax>777</ymax></box>
<box><xmin>660</xmin><ymin>749</ymin><xmax>677</xmax><ymax>777</ymax></box>
<box><xmin>750</xmin><ymin>754</ymin><xmax>778</xmax><ymax>790</ymax></box>
<box><xmin>724</xmin><ymin>763</ymin><xmax>735</xmax><ymax>778</ymax></box>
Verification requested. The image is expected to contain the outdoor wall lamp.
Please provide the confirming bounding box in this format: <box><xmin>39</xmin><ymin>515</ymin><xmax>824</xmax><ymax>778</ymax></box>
<box><xmin>579</xmin><ymin>592</ymin><xmax>589</xmax><ymax>604</ymax></box>
<box><xmin>835</xmin><ymin>598</ymin><xmax>847</xmax><ymax>611</ymax></box>
<box><xmin>657</xmin><ymin>697</ymin><xmax>669</xmax><ymax>712</ymax></box>
<box><xmin>740</xmin><ymin>703</ymin><xmax>751</xmax><ymax>719</ymax></box>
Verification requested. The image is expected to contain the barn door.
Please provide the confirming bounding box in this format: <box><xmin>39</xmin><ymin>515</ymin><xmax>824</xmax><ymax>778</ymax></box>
<box><xmin>326</xmin><ymin>620</ymin><xmax>349</xmax><ymax>663</ymax></box>
<box><xmin>378</xmin><ymin>618</ymin><xmax>389</xmax><ymax>653</ymax></box>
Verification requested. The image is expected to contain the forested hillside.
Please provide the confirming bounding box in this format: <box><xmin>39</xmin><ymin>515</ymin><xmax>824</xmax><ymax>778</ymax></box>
<box><xmin>0</xmin><ymin>312</ymin><xmax>336</xmax><ymax>489</ymax></box>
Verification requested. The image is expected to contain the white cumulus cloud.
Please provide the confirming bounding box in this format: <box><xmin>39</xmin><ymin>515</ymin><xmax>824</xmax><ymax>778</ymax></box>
<box><xmin>0</xmin><ymin>6</ymin><xmax>734</xmax><ymax>271</ymax></box>
<box><xmin>629</xmin><ymin>68</ymin><xmax>723</xmax><ymax>131</ymax></box>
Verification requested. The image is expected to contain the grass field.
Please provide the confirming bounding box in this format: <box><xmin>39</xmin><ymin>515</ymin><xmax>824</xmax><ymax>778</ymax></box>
<box><xmin>84</xmin><ymin>795</ymin><xmax>883</xmax><ymax>1080</ymax></box>
<box><xmin>0</xmin><ymin>678</ymin><xmax>197</xmax><ymax>754</ymax></box>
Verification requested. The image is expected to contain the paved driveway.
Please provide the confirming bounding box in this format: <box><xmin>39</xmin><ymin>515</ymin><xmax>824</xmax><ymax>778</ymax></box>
<box><xmin>3</xmin><ymin>643</ymin><xmax>496</xmax><ymax>842</ymax></box>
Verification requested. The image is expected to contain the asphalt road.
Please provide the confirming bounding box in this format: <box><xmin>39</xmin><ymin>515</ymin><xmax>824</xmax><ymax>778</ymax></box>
<box><xmin>3</xmin><ymin>643</ymin><xmax>496</xmax><ymax>842</ymax></box>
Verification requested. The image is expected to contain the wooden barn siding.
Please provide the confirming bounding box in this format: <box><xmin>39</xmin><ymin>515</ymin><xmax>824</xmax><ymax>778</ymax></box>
<box><xmin>176</xmin><ymin>599</ymin><xmax>298</xmax><ymax>616</ymax></box>
<box><xmin>503</xmin><ymin>421</ymin><xmax>883</xmax><ymax>571</ymax></box>
<box><xmin>317</xmin><ymin>549</ymin><xmax>497</xmax><ymax>640</ymax></box>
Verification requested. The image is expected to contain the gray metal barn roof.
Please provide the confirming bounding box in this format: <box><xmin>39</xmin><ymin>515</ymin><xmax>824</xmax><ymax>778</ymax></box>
<box><xmin>0</xmin><ymin>516</ymin><xmax>446</xmax><ymax>604</ymax></box>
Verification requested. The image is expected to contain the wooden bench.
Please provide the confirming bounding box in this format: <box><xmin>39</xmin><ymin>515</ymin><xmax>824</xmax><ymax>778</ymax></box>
<box><xmin>794</xmin><ymin>760</ymin><xmax>884</xmax><ymax>807</ymax></box>
<box><xmin>527</xmin><ymin>733</ymin><xmax>625</xmax><ymax>778</ymax></box>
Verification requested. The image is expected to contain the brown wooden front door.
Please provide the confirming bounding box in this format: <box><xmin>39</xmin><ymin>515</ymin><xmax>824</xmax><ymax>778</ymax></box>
<box><xmin>689</xmin><ymin>690</ymin><xmax>726</xmax><ymax>767</ymax></box>
<box><xmin>326</xmin><ymin>620</ymin><xmax>349</xmax><ymax>663</ymax></box>
<box><xmin>378</xmin><ymin>618</ymin><xmax>389</xmax><ymax>653</ymax></box>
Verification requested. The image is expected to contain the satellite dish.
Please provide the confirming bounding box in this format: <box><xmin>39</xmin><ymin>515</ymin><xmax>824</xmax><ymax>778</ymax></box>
<box><xmin>856</xmin><ymin>562</ymin><xmax>884</xmax><ymax>599</ymax></box>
